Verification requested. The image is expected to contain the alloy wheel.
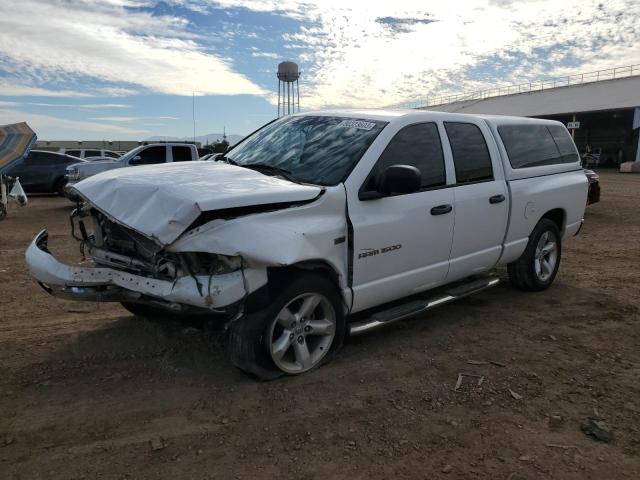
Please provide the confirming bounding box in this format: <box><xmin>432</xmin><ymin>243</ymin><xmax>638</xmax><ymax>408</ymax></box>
<box><xmin>268</xmin><ymin>293</ymin><xmax>336</xmax><ymax>374</ymax></box>
<box><xmin>534</xmin><ymin>231</ymin><xmax>558</xmax><ymax>282</ymax></box>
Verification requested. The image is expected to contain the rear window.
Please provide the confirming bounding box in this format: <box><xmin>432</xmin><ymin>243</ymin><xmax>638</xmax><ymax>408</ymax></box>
<box><xmin>498</xmin><ymin>124</ymin><xmax>579</xmax><ymax>169</ymax></box>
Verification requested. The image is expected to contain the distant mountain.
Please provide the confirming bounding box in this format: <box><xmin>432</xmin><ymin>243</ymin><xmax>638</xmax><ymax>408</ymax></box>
<box><xmin>145</xmin><ymin>133</ymin><xmax>244</xmax><ymax>146</ymax></box>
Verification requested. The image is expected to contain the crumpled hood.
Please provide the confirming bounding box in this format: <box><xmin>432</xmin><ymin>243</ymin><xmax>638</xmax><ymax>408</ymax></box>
<box><xmin>71</xmin><ymin>162</ymin><xmax>323</xmax><ymax>245</ymax></box>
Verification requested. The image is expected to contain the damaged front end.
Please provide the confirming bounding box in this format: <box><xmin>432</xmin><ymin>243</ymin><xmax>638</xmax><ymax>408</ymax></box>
<box><xmin>26</xmin><ymin>205</ymin><xmax>268</xmax><ymax>317</ymax></box>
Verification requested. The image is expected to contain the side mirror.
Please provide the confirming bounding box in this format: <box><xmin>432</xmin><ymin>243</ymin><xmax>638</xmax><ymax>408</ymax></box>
<box><xmin>129</xmin><ymin>155</ymin><xmax>142</xmax><ymax>165</ymax></box>
<box><xmin>377</xmin><ymin>165</ymin><xmax>421</xmax><ymax>195</ymax></box>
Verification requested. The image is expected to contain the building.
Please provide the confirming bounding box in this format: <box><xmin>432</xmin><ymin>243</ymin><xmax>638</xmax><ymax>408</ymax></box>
<box><xmin>414</xmin><ymin>65</ymin><xmax>640</xmax><ymax>167</ymax></box>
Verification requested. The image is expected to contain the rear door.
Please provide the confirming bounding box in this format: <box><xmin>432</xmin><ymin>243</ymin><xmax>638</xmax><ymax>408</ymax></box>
<box><xmin>348</xmin><ymin>122</ymin><xmax>455</xmax><ymax>313</ymax></box>
<box><xmin>443</xmin><ymin>121</ymin><xmax>509</xmax><ymax>281</ymax></box>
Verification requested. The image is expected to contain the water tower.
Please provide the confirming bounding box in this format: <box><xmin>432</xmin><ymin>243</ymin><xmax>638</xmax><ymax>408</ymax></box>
<box><xmin>277</xmin><ymin>61</ymin><xmax>300</xmax><ymax>117</ymax></box>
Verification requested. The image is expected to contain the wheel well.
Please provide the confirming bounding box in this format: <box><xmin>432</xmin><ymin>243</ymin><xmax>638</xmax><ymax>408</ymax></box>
<box><xmin>243</xmin><ymin>262</ymin><xmax>344</xmax><ymax>314</ymax></box>
<box><xmin>267</xmin><ymin>262</ymin><xmax>342</xmax><ymax>291</ymax></box>
<box><xmin>541</xmin><ymin>208</ymin><xmax>565</xmax><ymax>232</ymax></box>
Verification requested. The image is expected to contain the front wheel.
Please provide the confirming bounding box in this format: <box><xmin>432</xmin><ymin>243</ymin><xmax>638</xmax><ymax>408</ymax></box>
<box><xmin>228</xmin><ymin>273</ymin><xmax>345</xmax><ymax>380</ymax></box>
<box><xmin>508</xmin><ymin>218</ymin><xmax>561</xmax><ymax>291</ymax></box>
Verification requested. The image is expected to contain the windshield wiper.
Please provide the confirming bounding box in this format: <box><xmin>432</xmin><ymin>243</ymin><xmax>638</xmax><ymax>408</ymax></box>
<box><xmin>239</xmin><ymin>163</ymin><xmax>299</xmax><ymax>183</ymax></box>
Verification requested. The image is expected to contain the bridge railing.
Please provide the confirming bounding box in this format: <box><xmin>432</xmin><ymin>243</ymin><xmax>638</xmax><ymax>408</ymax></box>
<box><xmin>391</xmin><ymin>64</ymin><xmax>640</xmax><ymax>109</ymax></box>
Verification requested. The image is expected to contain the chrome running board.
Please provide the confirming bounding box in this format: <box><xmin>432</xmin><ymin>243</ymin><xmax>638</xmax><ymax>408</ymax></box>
<box><xmin>348</xmin><ymin>277</ymin><xmax>500</xmax><ymax>336</ymax></box>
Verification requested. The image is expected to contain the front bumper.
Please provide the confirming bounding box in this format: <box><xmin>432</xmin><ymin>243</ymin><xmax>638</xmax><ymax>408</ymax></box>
<box><xmin>587</xmin><ymin>182</ymin><xmax>600</xmax><ymax>204</ymax></box>
<box><xmin>25</xmin><ymin>230</ymin><xmax>267</xmax><ymax>311</ymax></box>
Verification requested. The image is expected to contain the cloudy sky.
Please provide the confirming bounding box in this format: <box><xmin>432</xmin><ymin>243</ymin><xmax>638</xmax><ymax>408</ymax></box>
<box><xmin>0</xmin><ymin>0</ymin><xmax>638</xmax><ymax>139</ymax></box>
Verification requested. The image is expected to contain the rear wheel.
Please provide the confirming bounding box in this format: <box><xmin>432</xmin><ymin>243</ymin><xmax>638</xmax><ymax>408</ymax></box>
<box><xmin>228</xmin><ymin>273</ymin><xmax>345</xmax><ymax>380</ymax></box>
<box><xmin>508</xmin><ymin>218</ymin><xmax>561</xmax><ymax>291</ymax></box>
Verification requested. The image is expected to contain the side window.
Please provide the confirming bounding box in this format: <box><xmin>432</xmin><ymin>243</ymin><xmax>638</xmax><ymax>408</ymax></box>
<box><xmin>547</xmin><ymin>125</ymin><xmax>580</xmax><ymax>163</ymax></box>
<box><xmin>26</xmin><ymin>152</ymin><xmax>50</xmax><ymax>166</ymax></box>
<box><xmin>498</xmin><ymin>124</ymin><xmax>577</xmax><ymax>168</ymax></box>
<box><xmin>444</xmin><ymin>122</ymin><xmax>493</xmax><ymax>184</ymax></box>
<box><xmin>172</xmin><ymin>146</ymin><xmax>192</xmax><ymax>162</ymax></box>
<box><xmin>66</xmin><ymin>150</ymin><xmax>81</xmax><ymax>158</ymax></box>
<box><xmin>104</xmin><ymin>151</ymin><xmax>120</xmax><ymax>158</ymax></box>
<box><xmin>85</xmin><ymin>150</ymin><xmax>102</xmax><ymax>157</ymax></box>
<box><xmin>365</xmin><ymin>122</ymin><xmax>446</xmax><ymax>192</ymax></box>
<box><xmin>135</xmin><ymin>146</ymin><xmax>166</xmax><ymax>165</ymax></box>
<box><xmin>46</xmin><ymin>153</ymin><xmax>67</xmax><ymax>164</ymax></box>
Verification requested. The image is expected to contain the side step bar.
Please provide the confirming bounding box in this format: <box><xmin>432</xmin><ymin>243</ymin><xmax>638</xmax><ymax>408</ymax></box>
<box><xmin>348</xmin><ymin>277</ymin><xmax>500</xmax><ymax>336</ymax></box>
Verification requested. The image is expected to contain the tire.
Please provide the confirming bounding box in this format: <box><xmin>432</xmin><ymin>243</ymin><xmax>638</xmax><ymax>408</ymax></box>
<box><xmin>228</xmin><ymin>273</ymin><xmax>345</xmax><ymax>381</ymax></box>
<box><xmin>508</xmin><ymin>218</ymin><xmax>562</xmax><ymax>291</ymax></box>
<box><xmin>53</xmin><ymin>177</ymin><xmax>67</xmax><ymax>196</ymax></box>
<box><xmin>0</xmin><ymin>203</ymin><xmax>6</xmax><ymax>220</ymax></box>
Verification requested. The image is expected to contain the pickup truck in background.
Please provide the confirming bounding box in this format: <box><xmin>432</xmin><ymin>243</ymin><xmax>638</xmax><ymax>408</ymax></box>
<box><xmin>59</xmin><ymin>148</ymin><xmax>122</xmax><ymax>160</ymax></box>
<box><xmin>64</xmin><ymin>143</ymin><xmax>199</xmax><ymax>196</ymax></box>
<box><xmin>26</xmin><ymin>110</ymin><xmax>587</xmax><ymax>379</ymax></box>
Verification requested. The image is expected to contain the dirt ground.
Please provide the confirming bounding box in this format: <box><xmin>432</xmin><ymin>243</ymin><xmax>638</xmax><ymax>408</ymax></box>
<box><xmin>1</xmin><ymin>171</ymin><xmax>639</xmax><ymax>479</ymax></box>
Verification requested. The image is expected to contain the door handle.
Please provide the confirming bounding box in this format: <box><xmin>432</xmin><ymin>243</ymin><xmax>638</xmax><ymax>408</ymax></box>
<box><xmin>489</xmin><ymin>194</ymin><xmax>505</xmax><ymax>204</ymax></box>
<box><xmin>430</xmin><ymin>204</ymin><xmax>452</xmax><ymax>215</ymax></box>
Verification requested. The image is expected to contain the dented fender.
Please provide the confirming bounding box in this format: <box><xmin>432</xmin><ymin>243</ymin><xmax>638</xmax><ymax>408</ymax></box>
<box><xmin>168</xmin><ymin>186</ymin><xmax>350</xmax><ymax>290</ymax></box>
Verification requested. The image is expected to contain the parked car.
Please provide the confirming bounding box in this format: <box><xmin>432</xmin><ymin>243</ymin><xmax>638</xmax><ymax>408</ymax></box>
<box><xmin>25</xmin><ymin>110</ymin><xmax>587</xmax><ymax>379</ymax></box>
<box><xmin>64</xmin><ymin>143</ymin><xmax>199</xmax><ymax>197</ymax></box>
<box><xmin>584</xmin><ymin>169</ymin><xmax>600</xmax><ymax>204</ymax></box>
<box><xmin>58</xmin><ymin>148</ymin><xmax>121</xmax><ymax>160</ymax></box>
<box><xmin>4</xmin><ymin>150</ymin><xmax>85</xmax><ymax>195</ymax></box>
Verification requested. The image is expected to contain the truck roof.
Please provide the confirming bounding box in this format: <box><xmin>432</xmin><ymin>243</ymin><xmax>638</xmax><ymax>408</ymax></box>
<box><xmin>300</xmin><ymin>108</ymin><xmax>564</xmax><ymax>127</ymax></box>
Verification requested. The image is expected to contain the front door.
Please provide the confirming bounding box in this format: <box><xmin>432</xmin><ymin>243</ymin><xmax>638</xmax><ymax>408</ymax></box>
<box><xmin>347</xmin><ymin>122</ymin><xmax>455</xmax><ymax>313</ymax></box>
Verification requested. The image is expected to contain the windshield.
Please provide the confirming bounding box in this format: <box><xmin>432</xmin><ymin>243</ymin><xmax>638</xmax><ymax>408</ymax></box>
<box><xmin>226</xmin><ymin>115</ymin><xmax>387</xmax><ymax>185</ymax></box>
<box><xmin>118</xmin><ymin>145</ymin><xmax>145</xmax><ymax>162</ymax></box>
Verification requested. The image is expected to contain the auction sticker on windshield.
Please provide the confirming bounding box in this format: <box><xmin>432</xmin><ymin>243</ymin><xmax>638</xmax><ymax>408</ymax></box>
<box><xmin>337</xmin><ymin>120</ymin><xmax>377</xmax><ymax>130</ymax></box>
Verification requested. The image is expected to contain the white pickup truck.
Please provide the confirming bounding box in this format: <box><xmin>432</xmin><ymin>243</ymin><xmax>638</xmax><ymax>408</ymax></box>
<box><xmin>26</xmin><ymin>110</ymin><xmax>587</xmax><ymax>379</ymax></box>
<box><xmin>64</xmin><ymin>143</ymin><xmax>198</xmax><ymax>195</ymax></box>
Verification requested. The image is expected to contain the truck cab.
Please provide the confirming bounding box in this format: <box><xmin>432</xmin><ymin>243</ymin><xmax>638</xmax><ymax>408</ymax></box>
<box><xmin>26</xmin><ymin>110</ymin><xmax>587</xmax><ymax>379</ymax></box>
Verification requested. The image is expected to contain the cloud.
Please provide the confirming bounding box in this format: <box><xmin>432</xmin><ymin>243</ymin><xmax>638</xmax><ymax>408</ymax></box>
<box><xmin>213</xmin><ymin>0</ymin><xmax>640</xmax><ymax>108</ymax></box>
<box><xmin>375</xmin><ymin>16</ymin><xmax>437</xmax><ymax>34</ymax></box>
<box><xmin>0</xmin><ymin>0</ymin><xmax>266</xmax><ymax>97</ymax></box>
<box><xmin>0</xmin><ymin>108</ymin><xmax>150</xmax><ymax>135</ymax></box>
<box><xmin>27</xmin><ymin>103</ymin><xmax>132</xmax><ymax>109</ymax></box>
<box><xmin>0</xmin><ymin>80</ymin><xmax>95</xmax><ymax>97</ymax></box>
<box><xmin>252</xmin><ymin>51</ymin><xmax>280</xmax><ymax>59</ymax></box>
<box><xmin>89</xmin><ymin>116</ymin><xmax>179</xmax><ymax>121</ymax></box>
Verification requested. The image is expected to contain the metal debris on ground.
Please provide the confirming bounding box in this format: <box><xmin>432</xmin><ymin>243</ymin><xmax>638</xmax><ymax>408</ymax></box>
<box><xmin>454</xmin><ymin>373</ymin><xmax>485</xmax><ymax>391</ymax></box>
